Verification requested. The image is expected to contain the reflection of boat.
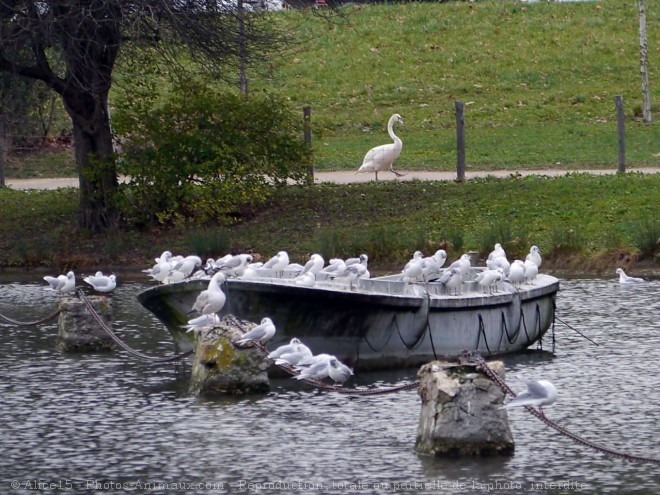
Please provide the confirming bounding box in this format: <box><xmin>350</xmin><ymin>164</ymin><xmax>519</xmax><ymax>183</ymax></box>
<box><xmin>137</xmin><ymin>269</ymin><xmax>559</xmax><ymax>371</ymax></box>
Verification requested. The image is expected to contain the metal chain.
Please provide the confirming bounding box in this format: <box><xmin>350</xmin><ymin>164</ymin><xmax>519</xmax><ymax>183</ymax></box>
<box><xmin>0</xmin><ymin>310</ymin><xmax>61</xmax><ymax>326</ymax></box>
<box><xmin>77</xmin><ymin>289</ymin><xmax>193</xmax><ymax>363</ymax></box>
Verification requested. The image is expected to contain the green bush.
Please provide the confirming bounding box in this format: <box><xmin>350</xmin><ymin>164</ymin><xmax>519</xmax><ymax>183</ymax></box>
<box><xmin>114</xmin><ymin>86</ymin><xmax>312</xmax><ymax>226</ymax></box>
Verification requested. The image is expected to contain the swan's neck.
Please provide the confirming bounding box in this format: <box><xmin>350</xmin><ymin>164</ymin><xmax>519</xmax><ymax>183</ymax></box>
<box><xmin>388</xmin><ymin>119</ymin><xmax>400</xmax><ymax>144</ymax></box>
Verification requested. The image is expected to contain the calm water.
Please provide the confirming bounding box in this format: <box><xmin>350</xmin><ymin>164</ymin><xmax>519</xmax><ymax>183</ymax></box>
<box><xmin>0</xmin><ymin>275</ymin><xmax>658</xmax><ymax>494</ymax></box>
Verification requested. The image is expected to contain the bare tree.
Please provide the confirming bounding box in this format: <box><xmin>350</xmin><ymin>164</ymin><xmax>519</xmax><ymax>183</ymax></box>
<box><xmin>0</xmin><ymin>0</ymin><xmax>284</xmax><ymax>231</ymax></box>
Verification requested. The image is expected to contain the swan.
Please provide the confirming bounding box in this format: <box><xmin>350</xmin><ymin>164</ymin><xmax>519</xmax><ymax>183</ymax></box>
<box><xmin>356</xmin><ymin>113</ymin><xmax>405</xmax><ymax>180</ymax></box>
<box><xmin>615</xmin><ymin>268</ymin><xmax>645</xmax><ymax>284</ymax></box>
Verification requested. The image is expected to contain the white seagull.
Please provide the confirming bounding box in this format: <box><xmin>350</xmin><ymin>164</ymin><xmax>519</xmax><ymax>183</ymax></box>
<box><xmin>263</xmin><ymin>251</ymin><xmax>290</xmax><ymax>277</ymax></box>
<box><xmin>165</xmin><ymin>255</ymin><xmax>202</xmax><ymax>283</ymax></box>
<box><xmin>356</xmin><ymin>113</ymin><xmax>405</xmax><ymax>180</ymax></box>
<box><xmin>83</xmin><ymin>272</ymin><xmax>117</xmax><ymax>293</ymax></box>
<box><xmin>524</xmin><ymin>259</ymin><xmax>539</xmax><ymax>284</ymax></box>
<box><xmin>502</xmin><ymin>378</ymin><xmax>558</xmax><ymax>416</ymax></box>
<box><xmin>476</xmin><ymin>268</ymin><xmax>505</xmax><ymax>294</ymax></box>
<box><xmin>488</xmin><ymin>243</ymin><xmax>507</xmax><ymax>261</ymax></box>
<box><xmin>184</xmin><ymin>313</ymin><xmax>220</xmax><ymax>333</ymax></box>
<box><xmin>615</xmin><ymin>268</ymin><xmax>645</xmax><ymax>284</ymax></box>
<box><xmin>295</xmin><ymin>353</ymin><xmax>353</xmax><ymax>383</ymax></box>
<box><xmin>437</xmin><ymin>267</ymin><xmax>463</xmax><ymax>295</ymax></box>
<box><xmin>507</xmin><ymin>260</ymin><xmax>526</xmax><ymax>287</ymax></box>
<box><xmin>294</xmin><ymin>272</ymin><xmax>316</xmax><ymax>287</ymax></box>
<box><xmin>402</xmin><ymin>251</ymin><xmax>424</xmax><ymax>283</ymax></box>
<box><xmin>44</xmin><ymin>271</ymin><xmax>76</xmax><ymax>294</ymax></box>
<box><xmin>236</xmin><ymin>317</ymin><xmax>277</xmax><ymax>345</ymax></box>
<box><xmin>300</xmin><ymin>253</ymin><xmax>325</xmax><ymax>276</ymax></box>
<box><xmin>191</xmin><ymin>272</ymin><xmax>226</xmax><ymax>316</ymax></box>
<box><xmin>449</xmin><ymin>253</ymin><xmax>472</xmax><ymax>281</ymax></box>
<box><xmin>526</xmin><ymin>245</ymin><xmax>542</xmax><ymax>268</ymax></box>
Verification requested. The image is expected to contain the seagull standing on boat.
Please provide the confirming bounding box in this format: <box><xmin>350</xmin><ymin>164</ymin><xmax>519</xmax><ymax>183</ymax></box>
<box><xmin>402</xmin><ymin>251</ymin><xmax>424</xmax><ymax>283</ymax></box>
<box><xmin>421</xmin><ymin>249</ymin><xmax>447</xmax><ymax>282</ymax></box>
<box><xmin>524</xmin><ymin>259</ymin><xmax>539</xmax><ymax>284</ymax></box>
<box><xmin>345</xmin><ymin>253</ymin><xmax>369</xmax><ymax>268</ymax></box>
<box><xmin>449</xmin><ymin>254</ymin><xmax>472</xmax><ymax>281</ymax></box>
<box><xmin>318</xmin><ymin>258</ymin><xmax>347</xmax><ymax>280</ymax></box>
<box><xmin>331</xmin><ymin>263</ymin><xmax>369</xmax><ymax>290</ymax></box>
<box><xmin>83</xmin><ymin>272</ymin><xmax>117</xmax><ymax>293</ymax></box>
<box><xmin>488</xmin><ymin>243</ymin><xmax>507</xmax><ymax>261</ymax></box>
<box><xmin>300</xmin><ymin>253</ymin><xmax>325</xmax><ymax>276</ymax></box>
<box><xmin>526</xmin><ymin>245</ymin><xmax>542</xmax><ymax>268</ymax></box>
<box><xmin>44</xmin><ymin>271</ymin><xmax>76</xmax><ymax>294</ymax></box>
<box><xmin>438</xmin><ymin>267</ymin><xmax>462</xmax><ymax>295</ymax></box>
<box><xmin>263</xmin><ymin>251</ymin><xmax>290</xmax><ymax>277</ymax></box>
<box><xmin>146</xmin><ymin>251</ymin><xmax>173</xmax><ymax>283</ymax></box>
<box><xmin>190</xmin><ymin>272</ymin><xmax>226</xmax><ymax>316</ymax></box>
<box><xmin>507</xmin><ymin>260</ymin><xmax>526</xmax><ymax>287</ymax></box>
<box><xmin>356</xmin><ymin>113</ymin><xmax>405</xmax><ymax>180</ymax></box>
<box><xmin>294</xmin><ymin>272</ymin><xmax>316</xmax><ymax>287</ymax></box>
<box><xmin>216</xmin><ymin>254</ymin><xmax>253</xmax><ymax>278</ymax></box>
<box><xmin>501</xmin><ymin>378</ymin><xmax>558</xmax><ymax>417</ymax></box>
<box><xmin>487</xmin><ymin>255</ymin><xmax>510</xmax><ymax>276</ymax></box>
<box><xmin>615</xmin><ymin>268</ymin><xmax>645</xmax><ymax>284</ymax></box>
<box><xmin>476</xmin><ymin>268</ymin><xmax>504</xmax><ymax>294</ymax></box>
<box><xmin>236</xmin><ymin>317</ymin><xmax>277</xmax><ymax>345</ymax></box>
<box><xmin>165</xmin><ymin>255</ymin><xmax>202</xmax><ymax>283</ymax></box>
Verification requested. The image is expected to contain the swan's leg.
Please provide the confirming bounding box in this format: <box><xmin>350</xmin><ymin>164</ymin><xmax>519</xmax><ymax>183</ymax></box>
<box><xmin>390</xmin><ymin>167</ymin><xmax>407</xmax><ymax>178</ymax></box>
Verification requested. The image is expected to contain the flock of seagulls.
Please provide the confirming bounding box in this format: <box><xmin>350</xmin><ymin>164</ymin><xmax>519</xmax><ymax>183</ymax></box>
<box><xmin>43</xmin><ymin>270</ymin><xmax>116</xmax><ymax>295</ymax></box>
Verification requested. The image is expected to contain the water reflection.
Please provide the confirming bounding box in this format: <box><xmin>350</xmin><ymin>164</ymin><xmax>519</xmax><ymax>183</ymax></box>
<box><xmin>0</xmin><ymin>276</ymin><xmax>658</xmax><ymax>494</ymax></box>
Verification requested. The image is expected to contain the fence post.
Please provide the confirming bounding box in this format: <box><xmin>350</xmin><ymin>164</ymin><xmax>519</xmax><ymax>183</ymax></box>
<box><xmin>614</xmin><ymin>96</ymin><xmax>625</xmax><ymax>173</ymax></box>
<box><xmin>303</xmin><ymin>105</ymin><xmax>314</xmax><ymax>185</ymax></box>
<box><xmin>455</xmin><ymin>101</ymin><xmax>465</xmax><ymax>182</ymax></box>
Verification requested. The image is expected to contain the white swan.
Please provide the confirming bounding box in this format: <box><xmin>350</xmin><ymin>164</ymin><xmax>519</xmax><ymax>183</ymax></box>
<box><xmin>356</xmin><ymin>113</ymin><xmax>405</xmax><ymax>180</ymax></box>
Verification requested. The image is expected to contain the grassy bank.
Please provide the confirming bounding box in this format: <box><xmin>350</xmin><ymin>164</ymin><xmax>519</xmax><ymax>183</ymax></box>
<box><xmin>258</xmin><ymin>0</ymin><xmax>659</xmax><ymax>171</ymax></box>
<box><xmin>1</xmin><ymin>173</ymin><xmax>658</xmax><ymax>274</ymax></box>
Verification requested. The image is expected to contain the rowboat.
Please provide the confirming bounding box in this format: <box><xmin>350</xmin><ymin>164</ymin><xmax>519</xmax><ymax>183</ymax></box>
<box><xmin>137</xmin><ymin>268</ymin><xmax>559</xmax><ymax>371</ymax></box>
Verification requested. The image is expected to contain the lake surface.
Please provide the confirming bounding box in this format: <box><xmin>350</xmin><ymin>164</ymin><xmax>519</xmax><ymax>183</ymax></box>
<box><xmin>0</xmin><ymin>275</ymin><xmax>658</xmax><ymax>494</ymax></box>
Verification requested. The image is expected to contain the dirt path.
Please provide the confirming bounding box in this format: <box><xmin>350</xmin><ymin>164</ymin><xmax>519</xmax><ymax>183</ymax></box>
<box><xmin>4</xmin><ymin>167</ymin><xmax>660</xmax><ymax>189</ymax></box>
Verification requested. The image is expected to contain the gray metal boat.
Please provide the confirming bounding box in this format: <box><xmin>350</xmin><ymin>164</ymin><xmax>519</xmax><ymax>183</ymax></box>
<box><xmin>137</xmin><ymin>269</ymin><xmax>559</xmax><ymax>371</ymax></box>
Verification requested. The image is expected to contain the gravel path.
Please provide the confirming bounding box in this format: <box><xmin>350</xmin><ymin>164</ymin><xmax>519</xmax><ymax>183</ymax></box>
<box><xmin>4</xmin><ymin>167</ymin><xmax>659</xmax><ymax>189</ymax></box>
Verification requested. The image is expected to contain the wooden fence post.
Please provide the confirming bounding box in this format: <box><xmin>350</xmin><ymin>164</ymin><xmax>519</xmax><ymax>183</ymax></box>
<box><xmin>303</xmin><ymin>105</ymin><xmax>314</xmax><ymax>185</ymax></box>
<box><xmin>455</xmin><ymin>101</ymin><xmax>465</xmax><ymax>182</ymax></box>
<box><xmin>615</xmin><ymin>95</ymin><xmax>625</xmax><ymax>173</ymax></box>
<box><xmin>0</xmin><ymin>117</ymin><xmax>5</xmax><ymax>188</ymax></box>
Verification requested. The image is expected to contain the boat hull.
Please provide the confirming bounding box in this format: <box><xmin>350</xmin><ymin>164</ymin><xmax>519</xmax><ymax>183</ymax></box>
<box><xmin>137</xmin><ymin>273</ymin><xmax>559</xmax><ymax>371</ymax></box>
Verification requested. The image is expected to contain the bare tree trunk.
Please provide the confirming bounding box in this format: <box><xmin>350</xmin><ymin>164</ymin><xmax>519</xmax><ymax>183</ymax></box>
<box><xmin>639</xmin><ymin>0</ymin><xmax>652</xmax><ymax>124</ymax></box>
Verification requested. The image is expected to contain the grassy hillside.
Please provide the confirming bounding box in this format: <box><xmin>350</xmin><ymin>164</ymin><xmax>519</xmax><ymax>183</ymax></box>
<box><xmin>254</xmin><ymin>0</ymin><xmax>658</xmax><ymax>170</ymax></box>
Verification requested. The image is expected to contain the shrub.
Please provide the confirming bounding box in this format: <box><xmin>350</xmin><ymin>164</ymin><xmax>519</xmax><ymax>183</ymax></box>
<box><xmin>114</xmin><ymin>85</ymin><xmax>312</xmax><ymax>226</ymax></box>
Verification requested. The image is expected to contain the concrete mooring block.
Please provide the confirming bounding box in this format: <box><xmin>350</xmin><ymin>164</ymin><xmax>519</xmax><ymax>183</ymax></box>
<box><xmin>56</xmin><ymin>295</ymin><xmax>115</xmax><ymax>352</ymax></box>
<box><xmin>416</xmin><ymin>360</ymin><xmax>514</xmax><ymax>456</ymax></box>
<box><xmin>189</xmin><ymin>317</ymin><xmax>270</xmax><ymax>396</ymax></box>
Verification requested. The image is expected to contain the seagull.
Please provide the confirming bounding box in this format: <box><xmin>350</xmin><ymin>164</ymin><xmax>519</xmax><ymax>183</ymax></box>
<box><xmin>524</xmin><ymin>259</ymin><xmax>539</xmax><ymax>284</ymax></box>
<box><xmin>300</xmin><ymin>253</ymin><xmax>325</xmax><ymax>276</ymax></box>
<box><xmin>318</xmin><ymin>258</ymin><xmax>347</xmax><ymax>280</ymax></box>
<box><xmin>165</xmin><ymin>255</ymin><xmax>202</xmax><ymax>283</ymax></box>
<box><xmin>507</xmin><ymin>260</ymin><xmax>526</xmax><ymax>287</ymax></box>
<box><xmin>449</xmin><ymin>253</ymin><xmax>472</xmax><ymax>281</ymax></box>
<box><xmin>402</xmin><ymin>251</ymin><xmax>424</xmax><ymax>283</ymax></box>
<box><xmin>615</xmin><ymin>268</ymin><xmax>645</xmax><ymax>284</ymax></box>
<box><xmin>263</xmin><ymin>251</ymin><xmax>290</xmax><ymax>277</ymax></box>
<box><xmin>236</xmin><ymin>317</ymin><xmax>277</xmax><ymax>345</ymax></box>
<box><xmin>184</xmin><ymin>313</ymin><xmax>220</xmax><ymax>333</ymax></box>
<box><xmin>190</xmin><ymin>272</ymin><xmax>226</xmax><ymax>316</ymax></box>
<box><xmin>345</xmin><ymin>253</ymin><xmax>369</xmax><ymax>268</ymax></box>
<box><xmin>216</xmin><ymin>254</ymin><xmax>253</xmax><ymax>277</ymax></box>
<box><xmin>356</xmin><ymin>113</ymin><xmax>405</xmax><ymax>180</ymax></box>
<box><xmin>501</xmin><ymin>378</ymin><xmax>558</xmax><ymax>417</ymax></box>
<box><xmin>488</xmin><ymin>243</ymin><xmax>506</xmax><ymax>262</ymax></box>
<box><xmin>476</xmin><ymin>268</ymin><xmax>505</xmax><ymax>293</ymax></box>
<box><xmin>437</xmin><ymin>267</ymin><xmax>462</xmax><ymax>295</ymax></box>
<box><xmin>267</xmin><ymin>338</ymin><xmax>304</xmax><ymax>360</ymax></box>
<box><xmin>43</xmin><ymin>271</ymin><xmax>76</xmax><ymax>294</ymax></box>
<box><xmin>295</xmin><ymin>353</ymin><xmax>352</xmax><ymax>383</ymax></box>
<box><xmin>83</xmin><ymin>272</ymin><xmax>117</xmax><ymax>293</ymax></box>
<box><xmin>294</xmin><ymin>272</ymin><xmax>316</xmax><ymax>287</ymax></box>
<box><xmin>487</xmin><ymin>255</ymin><xmax>510</xmax><ymax>276</ymax></box>
<box><xmin>331</xmin><ymin>263</ymin><xmax>369</xmax><ymax>289</ymax></box>
<box><xmin>526</xmin><ymin>245</ymin><xmax>542</xmax><ymax>268</ymax></box>
<box><xmin>147</xmin><ymin>251</ymin><xmax>174</xmax><ymax>283</ymax></box>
